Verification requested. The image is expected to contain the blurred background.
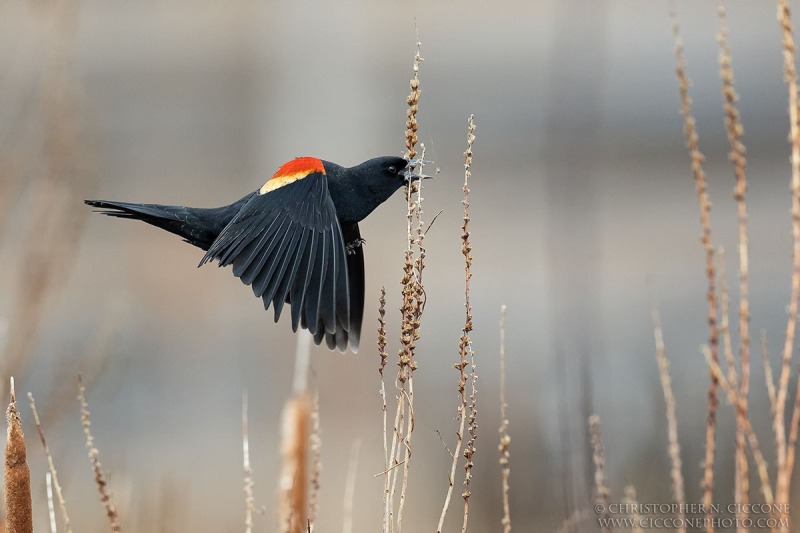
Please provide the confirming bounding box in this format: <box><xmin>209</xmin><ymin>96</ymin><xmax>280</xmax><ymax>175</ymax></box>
<box><xmin>2</xmin><ymin>0</ymin><xmax>799</xmax><ymax>531</ymax></box>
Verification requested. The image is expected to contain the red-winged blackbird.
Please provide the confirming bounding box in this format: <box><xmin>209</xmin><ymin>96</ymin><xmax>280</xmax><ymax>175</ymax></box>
<box><xmin>86</xmin><ymin>155</ymin><xmax>419</xmax><ymax>353</ymax></box>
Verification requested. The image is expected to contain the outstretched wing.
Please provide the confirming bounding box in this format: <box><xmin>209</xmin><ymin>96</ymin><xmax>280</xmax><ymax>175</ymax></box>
<box><xmin>200</xmin><ymin>162</ymin><xmax>353</xmax><ymax>351</ymax></box>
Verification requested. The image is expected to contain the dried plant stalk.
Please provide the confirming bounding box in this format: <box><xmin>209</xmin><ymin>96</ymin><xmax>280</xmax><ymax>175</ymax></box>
<box><xmin>5</xmin><ymin>378</ymin><xmax>32</xmax><ymax>533</ymax></box>
<box><xmin>622</xmin><ymin>485</ymin><xmax>644</xmax><ymax>533</ymax></box>
<box><xmin>460</xmin><ymin>116</ymin><xmax>477</xmax><ymax>533</ymax></box>
<box><xmin>717</xmin><ymin>3</ymin><xmax>752</xmax><ymax>522</ymax></box>
<box><xmin>46</xmin><ymin>472</ymin><xmax>56</xmax><ymax>533</ymax></box>
<box><xmin>777</xmin><ymin>0</ymin><xmax>800</xmax><ymax>514</ymax></box>
<box><xmin>670</xmin><ymin>8</ymin><xmax>719</xmax><ymax>521</ymax></box>
<box><xmin>279</xmin><ymin>332</ymin><xmax>313</xmax><ymax>533</ymax></box>
<box><xmin>28</xmin><ymin>393</ymin><xmax>71</xmax><ymax>533</ymax></box>
<box><xmin>378</xmin><ymin>288</ymin><xmax>388</xmax><ymax>377</ymax></box>
<box><xmin>498</xmin><ymin>305</ymin><xmax>511</xmax><ymax>533</ymax></box>
<box><xmin>718</xmin><ymin>249</ymin><xmax>750</xmax><ymax>525</ymax></box>
<box><xmin>381</xmin><ymin>37</ymin><xmax>427</xmax><ymax>533</ymax></box>
<box><xmin>242</xmin><ymin>391</ymin><xmax>254</xmax><ymax>533</ymax></box>
<box><xmin>588</xmin><ymin>415</ymin><xmax>611</xmax><ymax>533</ymax></box>
<box><xmin>308</xmin><ymin>391</ymin><xmax>321</xmax><ymax>528</ymax></box>
<box><xmin>761</xmin><ymin>331</ymin><xmax>777</xmax><ymax>415</ymax></box>
<box><xmin>651</xmin><ymin>304</ymin><xmax>686</xmax><ymax>533</ymax></box>
<box><xmin>437</xmin><ymin>117</ymin><xmax>477</xmax><ymax>533</ymax></box>
<box><xmin>701</xmin><ymin>346</ymin><xmax>774</xmax><ymax>507</ymax></box>
<box><xmin>78</xmin><ymin>374</ymin><xmax>121</xmax><ymax>532</ymax></box>
<box><xmin>404</xmin><ymin>38</ymin><xmax>422</xmax><ymax>161</ymax></box>
<box><xmin>395</xmin><ymin>145</ymin><xmax>427</xmax><ymax>532</ymax></box>
<box><xmin>342</xmin><ymin>439</ymin><xmax>361</xmax><ymax>533</ymax></box>
<box><xmin>377</xmin><ymin>288</ymin><xmax>392</xmax><ymax>533</ymax></box>
<box><xmin>279</xmin><ymin>393</ymin><xmax>311</xmax><ymax>533</ymax></box>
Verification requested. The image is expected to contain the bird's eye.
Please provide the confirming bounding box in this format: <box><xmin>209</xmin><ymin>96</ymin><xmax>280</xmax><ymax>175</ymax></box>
<box><xmin>387</xmin><ymin>165</ymin><xmax>397</xmax><ymax>174</ymax></box>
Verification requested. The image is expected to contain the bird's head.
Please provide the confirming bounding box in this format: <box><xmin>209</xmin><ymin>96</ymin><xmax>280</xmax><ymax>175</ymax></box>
<box><xmin>323</xmin><ymin>155</ymin><xmax>429</xmax><ymax>223</ymax></box>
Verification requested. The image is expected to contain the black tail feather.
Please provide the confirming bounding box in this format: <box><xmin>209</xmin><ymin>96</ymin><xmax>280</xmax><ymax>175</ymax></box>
<box><xmin>85</xmin><ymin>196</ymin><xmax>252</xmax><ymax>251</ymax></box>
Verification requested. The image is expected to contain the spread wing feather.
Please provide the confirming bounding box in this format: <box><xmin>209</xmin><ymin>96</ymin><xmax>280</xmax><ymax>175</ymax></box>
<box><xmin>200</xmin><ymin>172</ymin><xmax>356</xmax><ymax>350</ymax></box>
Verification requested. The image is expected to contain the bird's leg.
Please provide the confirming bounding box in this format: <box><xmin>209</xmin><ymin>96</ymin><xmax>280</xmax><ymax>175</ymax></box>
<box><xmin>346</xmin><ymin>238</ymin><xmax>366</xmax><ymax>255</ymax></box>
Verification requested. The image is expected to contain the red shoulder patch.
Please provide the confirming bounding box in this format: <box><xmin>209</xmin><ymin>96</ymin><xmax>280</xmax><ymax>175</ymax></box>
<box><xmin>259</xmin><ymin>157</ymin><xmax>326</xmax><ymax>195</ymax></box>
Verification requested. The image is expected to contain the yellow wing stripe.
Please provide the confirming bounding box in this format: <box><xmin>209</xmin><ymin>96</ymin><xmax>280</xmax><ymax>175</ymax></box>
<box><xmin>259</xmin><ymin>157</ymin><xmax>326</xmax><ymax>195</ymax></box>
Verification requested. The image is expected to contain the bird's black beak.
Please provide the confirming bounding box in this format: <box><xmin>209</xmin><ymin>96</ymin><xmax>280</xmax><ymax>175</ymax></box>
<box><xmin>403</xmin><ymin>157</ymin><xmax>433</xmax><ymax>181</ymax></box>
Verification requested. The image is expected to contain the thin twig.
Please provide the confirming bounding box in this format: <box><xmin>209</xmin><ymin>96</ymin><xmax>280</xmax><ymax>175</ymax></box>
<box><xmin>701</xmin><ymin>346</ymin><xmax>775</xmax><ymax>507</ymax></box>
<box><xmin>718</xmin><ymin>247</ymin><xmax>749</xmax><ymax>524</ymax></box>
<box><xmin>498</xmin><ymin>305</ymin><xmax>511</xmax><ymax>533</ymax></box>
<box><xmin>243</xmin><ymin>391</ymin><xmax>254</xmax><ymax>533</ymax></box>
<box><xmin>78</xmin><ymin>374</ymin><xmax>121</xmax><ymax>532</ymax></box>
<box><xmin>588</xmin><ymin>415</ymin><xmax>611</xmax><ymax>533</ymax></box>
<box><xmin>308</xmin><ymin>390</ymin><xmax>321</xmax><ymax>529</ymax></box>
<box><xmin>437</xmin><ymin>117</ymin><xmax>477</xmax><ymax>533</ymax></box>
<box><xmin>434</xmin><ymin>429</ymin><xmax>455</xmax><ymax>459</ymax></box>
<box><xmin>378</xmin><ymin>287</ymin><xmax>391</xmax><ymax>533</ymax></box>
<box><xmin>374</xmin><ymin>460</ymin><xmax>406</xmax><ymax>478</ymax></box>
<box><xmin>777</xmin><ymin>0</ymin><xmax>800</xmax><ymax>513</ymax></box>
<box><xmin>342</xmin><ymin>440</ymin><xmax>362</xmax><ymax>533</ymax></box>
<box><xmin>670</xmin><ymin>8</ymin><xmax>719</xmax><ymax>522</ymax></box>
<box><xmin>385</xmin><ymin>385</ymin><xmax>404</xmax><ymax>533</ymax></box>
<box><xmin>460</xmin><ymin>115</ymin><xmax>478</xmax><ymax>533</ymax></box>
<box><xmin>651</xmin><ymin>302</ymin><xmax>686</xmax><ymax>533</ymax></box>
<box><xmin>762</xmin><ymin>331</ymin><xmax>777</xmax><ymax>415</ymax></box>
<box><xmin>622</xmin><ymin>486</ymin><xmax>644</xmax><ymax>533</ymax></box>
<box><xmin>28</xmin><ymin>392</ymin><xmax>71</xmax><ymax>533</ymax></box>
<box><xmin>717</xmin><ymin>4</ymin><xmax>752</xmax><ymax>522</ymax></box>
<box><xmin>423</xmin><ymin>209</ymin><xmax>444</xmax><ymax>236</ymax></box>
<box><xmin>46</xmin><ymin>472</ymin><xmax>56</xmax><ymax>533</ymax></box>
<box><xmin>774</xmin><ymin>0</ymin><xmax>800</xmax><ymax>516</ymax></box>
<box><xmin>718</xmin><ymin>248</ymin><xmax>740</xmax><ymax>393</ymax></box>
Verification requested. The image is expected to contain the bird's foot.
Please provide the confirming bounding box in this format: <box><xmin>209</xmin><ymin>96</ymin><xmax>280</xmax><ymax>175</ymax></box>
<box><xmin>346</xmin><ymin>238</ymin><xmax>366</xmax><ymax>255</ymax></box>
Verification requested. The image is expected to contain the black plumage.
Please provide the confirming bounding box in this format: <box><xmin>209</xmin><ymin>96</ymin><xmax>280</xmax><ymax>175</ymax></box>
<box><xmin>85</xmin><ymin>155</ymin><xmax>413</xmax><ymax>353</ymax></box>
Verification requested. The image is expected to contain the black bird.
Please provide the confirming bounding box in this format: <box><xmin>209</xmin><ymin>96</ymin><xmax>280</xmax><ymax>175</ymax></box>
<box><xmin>86</xmin><ymin>155</ymin><xmax>418</xmax><ymax>353</ymax></box>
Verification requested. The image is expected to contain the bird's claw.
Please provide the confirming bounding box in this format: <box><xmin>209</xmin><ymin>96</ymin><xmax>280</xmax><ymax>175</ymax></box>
<box><xmin>346</xmin><ymin>238</ymin><xmax>366</xmax><ymax>255</ymax></box>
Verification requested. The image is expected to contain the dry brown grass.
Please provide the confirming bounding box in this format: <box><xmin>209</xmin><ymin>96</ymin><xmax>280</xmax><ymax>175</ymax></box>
<box><xmin>498</xmin><ymin>305</ymin><xmax>511</xmax><ymax>533</ymax></box>
<box><xmin>308</xmin><ymin>390</ymin><xmax>321</xmax><ymax>529</ymax></box>
<box><xmin>651</xmin><ymin>301</ymin><xmax>686</xmax><ymax>532</ymax></box>
<box><xmin>717</xmin><ymin>3</ymin><xmax>752</xmax><ymax>523</ymax></box>
<box><xmin>78</xmin><ymin>374</ymin><xmax>121</xmax><ymax>532</ymax></box>
<box><xmin>702</xmin><ymin>346</ymin><xmax>774</xmax><ymax>507</ymax></box>
<box><xmin>588</xmin><ymin>415</ymin><xmax>610</xmax><ymax>533</ymax></box>
<box><xmin>342</xmin><ymin>439</ymin><xmax>361</xmax><ymax>533</ymax></box>
<box><xmin>776</xmin><ymin>2</ymin><xmax>800</xmax><ymax>521</ymax></box>
<box><xmin>387</xmin><ymin>142</ymin><xmax>427</xmax><ymax>532</ymax></box>
<box><xmin>460</xmin><ymin>117</ymin><xmax>478</xmax><ymax>533</ymax></box>
<box><xmin>242</xmin><ymin>391</ymin><xmax>254</xmax><ymax>533</ymax></box>
<box><xmin>380</xmin><ymin>40</ymin><xmax>430</xmax><ymax>533</ymax></box>
<box><xmin>573</xmin><ymin>57</ymin><xmax>800</xmax><ymax>514</ymax></box>
<box><xmin>622</xmin><ymin>486</ymin><xmax>644</xmax><ymax>533</ymax></box>
<box><xmin>437</xmin><ymin>115</ymin><xmax>477</xmax><ymax>533</ymax></box>
<box><xmin>279</xmin><ymin>332</ymin><xmax>313</xmax><ymax>533</ymax></box>
<box><xmin>28</xmin><ymin>392</ymin><xmax>71</xmax><ymax>533</ymax></box>
<box><xmin>278</xmin><ymin>392</ymin><xmax>311</xmax><ymax>533</ymax></box>
<box><xmin>404</xmin><ymin>37</ymin><xmax>422</xmax><ymax>161</ymax></box>
<box><xmin>5</xmin><ymin>379</ymin><xmax>32</xmax><ymax>533</ymax></box>
<box><xmin>669</xmin><ymin>9</ymin><xmax>719</xmax><ymax>524</ymax></box>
